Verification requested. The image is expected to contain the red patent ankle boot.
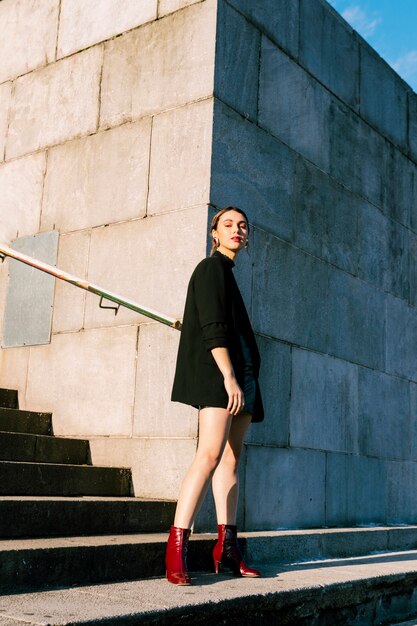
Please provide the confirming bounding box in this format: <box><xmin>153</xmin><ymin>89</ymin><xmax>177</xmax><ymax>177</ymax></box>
<box><xmin>165</xmin><ymin>525</ymin><xmax>192</xmax><ymax>585</ymax></box>
<box><xmin>213</xmin><ymin>524</ymin><xmax>261</xmax><ymax>577</ymax></box>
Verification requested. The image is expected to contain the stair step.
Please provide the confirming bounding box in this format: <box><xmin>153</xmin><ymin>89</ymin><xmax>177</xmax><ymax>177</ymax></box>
<box><xmin>0</xmin><ymin>461</ymin><xmax>132</xmax><ymax>496</ymax></box>
<box><xmin>1</xmin><ymin>527</ymin><xmax>417</xmax><ymax>595</ymax></box>
<box><xmin>0</xmin><ymin>431</ymin><xmax>90</xmax><ymax>465</ymax></box>
<box><xmin>0</xmin><ymin>532</ymin><xmax>210</xmax><ymax>593</ymax></box>
<box><xmin>2</xmin><ymin>550</ymin><xmax>417</xmax><ymax>625</ymax></box>
<box><xmin>0</xmin><ymin>407</ymin><xmax>52</xmax><ymax>435</ymax></box>
<box><xmin>0</xmin><ymin>389</ymin><xmax>18</xmax><ymax>409</ymax></box>
<box><xmin>0</xmin><ymin>497</ymin><xmax>176</xmax><ymax>538</ymax></box>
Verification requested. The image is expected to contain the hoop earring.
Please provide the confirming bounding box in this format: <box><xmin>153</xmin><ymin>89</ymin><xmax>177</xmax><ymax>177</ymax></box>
<box><xmin>213</xmin><ymin>237</ymin><xmax>219</xmax><ymax>247</ymax></box>
<box><xmin>244</xmin><ymin>240</ymin><xmax>249</xmax><ymax>249</ymax></box>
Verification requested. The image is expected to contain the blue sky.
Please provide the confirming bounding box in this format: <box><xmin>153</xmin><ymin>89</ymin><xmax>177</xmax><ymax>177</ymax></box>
<box><xmin>327</xmin><ymin>0</ymin><xmax>417</xmax><ymax>93</ymax></box>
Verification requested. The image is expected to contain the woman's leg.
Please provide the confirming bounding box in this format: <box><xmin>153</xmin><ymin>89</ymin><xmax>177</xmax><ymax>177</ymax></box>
<box><xmin>211</xmin><ymin>413</ymin><xmax>260</xmax><ymax>577</ymax></box>
<box><xmin>211</xmin><ymin>413</ymin><xmax>252</xmax><ymax>525</ymax></box>
<box><xmin>173</xmin><ymin>407</ymin><xmax>232</xmax><ymax>529</ymax></box>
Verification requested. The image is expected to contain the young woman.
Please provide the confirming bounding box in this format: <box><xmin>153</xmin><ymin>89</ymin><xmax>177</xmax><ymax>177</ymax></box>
<box><xmin>166</xmin><ymin>206</ymin><xmax>264</xmax><ymax>585</ymax></box>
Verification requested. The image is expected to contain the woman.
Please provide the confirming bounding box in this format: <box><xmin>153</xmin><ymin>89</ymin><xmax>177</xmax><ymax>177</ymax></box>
<box><xmin>166</xmin><ymin>206</ymin><xmax>264</xmax><ymax>585</ymax></box>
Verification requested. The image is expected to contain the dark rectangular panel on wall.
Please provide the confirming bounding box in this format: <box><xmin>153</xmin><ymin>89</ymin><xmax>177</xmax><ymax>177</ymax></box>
<box><xmin>2</xmin><ymin>231</ymin><xmax>59</xmax><ymax>348</ymax></box>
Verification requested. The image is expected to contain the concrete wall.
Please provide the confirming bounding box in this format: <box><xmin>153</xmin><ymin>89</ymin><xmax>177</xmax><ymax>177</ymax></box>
<box><xmin>0</xmin><ymin>0</ymin><xmax>216</xmax><ymax>499</ymax></box>
<box><xmin>1</xmin><ymin>0</ymin><xmax>417</xmax><ymax>531</ymax></box>
<box><xmin>205</xmin><ymin>0</ymin><xmax>417</xmax><ymax>530</ymax></box>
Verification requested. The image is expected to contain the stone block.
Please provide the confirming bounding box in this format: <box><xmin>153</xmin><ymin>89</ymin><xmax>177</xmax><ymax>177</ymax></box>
<box><xmin>89</xmin><ymin>436</ymin><xmax>197</xmax><ymax>499</ymax></box>
<box><xmin>0</xmin><ymin>347</ymin><xmax>30</xmax><ymax>410</ymax></box>
<box><xmin>214</xmin><ymin>1</ymin><xmax>260</xmax><ymax>123</ymax></box>
<box><xmin>388</xmin><ymin>526</ymin><xmax>417</xmax><ymax>551</ymax></box>
<box><xmin>41</xmin><ymin>120</ymin><xmax>151</xmax><ymax>233</ymax></box>
<box><xmin>57</xmin><ymin>0</ymin><xmax>157</xmax><ymax>58</ymax></box>
<box><xmin>2</xmin><ymin>231</ymin><xmax>58</xmax><ymax>348</ymax></box>
<box><xmin>290</xmin><ymin>349</ymin><xmax>359</xmax><ymax>454</ymax></box>
<box><xmin>52</xmin><ymin>231</ymin><xmax>90</xmax><ymax>334</ymax></box>
<box><xmin>299</xmin><ymin>0</ymin><xmax>359</xmax><ymax>107</ymax></box>
<box><xmin>360</xmin><ymin>43</ymin><xmax>408</xmax><ymax>151</ymax></box>
<box><xmin>229</xmin><ymin>225</ymin><xmax>253</xmax><ymax>313</ymax></box>
<box><xmin>245</xmin><ymin>530</ymin><xmax>323</xmax><ymax>565</ymax></box>
<box><xmin>358</xmin><ymin>203</ymin><xmax>410</xmax><ymax>301</ymax></box>
<box><xmin>326</xmin><ymin>269</ymin><xmax>386</xmax><ymax>370</ymax></box>
<box><xmin>211</xmin><ymin>101</ymin><xmax>295</xmax><ymax>242</ymax></box>
<box><xmin>147</xmin><ymin>100</ymin><xmax>212</xmax><ymax>215</ymax></box>
<box><xmin>0</xmin><ymin>266</ymin><xmax>7</xmax><ymax>345</ymax></box>
<box><xmin>382</xmin><ymin>146</ymin><xmax>414</xmax><ymax>228</ymax></box>
<box><xmin>25</xmin><ymin>326</ymin><xmax>137</xmax><ymax>437</ymax></box>
<box><xmin>329</xmin><ymin>99</ymin><xmax>385</xmax><ymax>208</ymax></box>
<box><xmin>245</xmin><ymin>336</ymin><xmax>291</xmax><ymax>447</ymax></box>
<box><xmin>245</xmin><ymin>445</ymin><xmax>326</xmax><ymax>529</ymax></box>
<box><xmin>158</xmin><ymin>0</ymin><xmax>201</xmax><ymax>17</ymax></box>
<box><xmin>134</xmin><ymin>323</ymin><xmax>197</xmax><ymax>438</ymax></box>
<box><xmin>386</xmin><ymin>460</ymin><xmax>417</xmax><ymax>524</ymax></box>
<box><xmin>193</xmin><ymin>484</ymin><xmax>217</xmax><ymax>532</ymax></box>
<box><xmin>386</xmin><ymin>295</ymin><xmax>417</xmax><ymax>383</ymax></box>
<box><xmin>293</xmin><ymin>157</ymin><xmax>359</xmax><ymax>275</ymax></box>
<box><xmin>411</xmin><ymin>383</ymin><xmax>417</xmax><ymax>461</ymax></box>
<box><xmin>411</xmin><ymin>234</ymin><xmax>417</xmax><ymax>309</ymax></box>
<box><xmin>259</xmin><ymin>36</ymin><xmax>332</xmax><ymax>172</ymax></box>
<box><xmin>100</xmin><ymin>0</ymin><xmax>216</xmax><ymax>128</ymax></box>
<box><xmin>375</xmin><ymin>585</ymin><xmax>417</xmax><ymax>626</ymax></box>
<box><xmin>319</xmin><ymin>528</ymin><xmax>389</xmax><ymax>559</ymax></box>
<box><xmin>0</xmin><ymin>153</ymin><xmax>45</xmax><ymax>244</ymax></box>
<box><xmin>358</xmin><ymin>368</ymin><xmax>411</xmax><ymax>460</ymax></box>
<box><xmin>0</xmin><ymin>82</ymin><xmax>12</xmax><ymax>162</ymax></box>
<box><xmin>84</xmin><ymin>206</ymin><xmax>208</xmax><ymax>329</ymax></box>
<box><xmin>326</xmin><ymin>453</ymin><xmax>386</xmax><ymax>526</ymax></box>
<box><xmin>226</xmin><ymin>0</ymin><xmax>299</xmax><ymax>58</ymax></box>
<box><xmin>252</xmin><ymin>230</ymin><xmax>329</xmax><ymax>352</ymax></box>
<box><xmin>412</xmin><ymin>165</ymin><xmax>417</xmax><ymax>235</ymax></box>
<box><xmin>409</xmin><ymin>92</ymin><xmax>417</xmax><ymax>164</ymax></box>
<box><xmin>0</xmin><ymin>0</ymin><xmax>59</xmax><ymax>83</ymax></box>
<box><xmin>6</xmin><ymin>46</ymin><xmax>103</xmax><ymax>160</ymax></box>
<box><xmin>194</xmin><ymin>449</ymin><xmax>246</xmax><ymax>531</ymax></box>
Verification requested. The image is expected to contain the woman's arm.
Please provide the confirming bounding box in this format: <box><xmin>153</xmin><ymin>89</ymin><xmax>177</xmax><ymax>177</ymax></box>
<box><xmin>210</xmin><ymin>347</ymin><xmax>244</xmax><ymax>416</ymax></box>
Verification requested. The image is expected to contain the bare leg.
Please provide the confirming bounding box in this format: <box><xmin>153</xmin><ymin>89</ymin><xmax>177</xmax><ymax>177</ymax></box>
<box><xmin>173</xmin><ymin>407</ymin><xmax>232</xmax><ymax>529</ymax></box>
<box><xmin>212</xmin><ymin>413</ymin><xmax>252</xmax><ymax>525</ymax></box>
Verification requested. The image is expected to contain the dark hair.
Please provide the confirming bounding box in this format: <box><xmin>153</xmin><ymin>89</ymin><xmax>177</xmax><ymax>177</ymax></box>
<box><xmin>210</xmin><ymin>206</ymin><xmax>249</xmax><ymax>255</ymax></box>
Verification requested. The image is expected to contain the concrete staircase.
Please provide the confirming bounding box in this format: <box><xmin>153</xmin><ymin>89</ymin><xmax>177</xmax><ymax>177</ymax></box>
<box><xmin>4</xmin><ymin>387</ymin><xmax>417</xmax><ymax>624</ymax></box>
<box><xmin>0</xmin><ymin>387</ymin><xmax>177</xmax><ymax>592</ymax></box>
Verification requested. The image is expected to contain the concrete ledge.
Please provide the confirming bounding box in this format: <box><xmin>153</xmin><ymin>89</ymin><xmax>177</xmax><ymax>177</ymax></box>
<box><xmin>87</xmin><ymin>569</ymin><xmax>417</xmax><ymax>625</ymax></box>
<box><xmin>244</xmin><ymin>526</ymin><xmax>417</xmax><ymax>563</ymax></box>
<box><xmin>3</xmin><ymin>549</ymin><xmax>417</xmax><ymax>624</ymax></box>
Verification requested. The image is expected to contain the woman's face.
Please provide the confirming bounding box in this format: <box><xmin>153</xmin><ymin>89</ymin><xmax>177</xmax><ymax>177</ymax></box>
<box><xmin>212</xmin><ymin>210</ymin><xmax>248</xmax><ymax>258</ymax></box>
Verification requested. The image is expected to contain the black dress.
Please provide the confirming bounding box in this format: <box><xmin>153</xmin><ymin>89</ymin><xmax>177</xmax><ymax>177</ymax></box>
<box><xmin>171</xmin><ymin>250</ymin><xmax>264</xmax><ymax>422</ymax></box>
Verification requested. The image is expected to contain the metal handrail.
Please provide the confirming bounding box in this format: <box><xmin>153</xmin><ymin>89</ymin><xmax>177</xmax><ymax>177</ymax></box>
<box><xmin>0</xmin><ymin>243</ymin><xmax>182</xmax><ymax>330</ymax></box>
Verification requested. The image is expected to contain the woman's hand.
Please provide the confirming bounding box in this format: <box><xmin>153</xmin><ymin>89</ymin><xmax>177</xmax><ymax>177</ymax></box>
<box><xmin>224</xmin><ymin>374</ymin><xmax>245</xmax><ymax>416</ymax></box>
<box><xmin>210</xmin><ymin>347</ymin><xmax>245</xmax><ymax>415</ymax></box>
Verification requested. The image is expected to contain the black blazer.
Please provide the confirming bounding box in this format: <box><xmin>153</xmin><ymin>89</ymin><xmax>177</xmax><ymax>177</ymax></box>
<box><xmin>171</xmin><ymin>250</ymin><xmax>264</xmax><ymax>422</ymax></box>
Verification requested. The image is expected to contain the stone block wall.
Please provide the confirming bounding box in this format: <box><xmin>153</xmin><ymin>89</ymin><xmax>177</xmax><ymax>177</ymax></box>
<box><xmin>0</xmin><ymin>0</ymin><xmax>216</xmax><ymax>498</ymax></box>
<box><xmin>208</xmin><ymin>0</ymin><xmax>417</xmax><ymax>529</ymax></box>
<box><xmin>1</xmin><ymin>0</ymin><xmax>417</xmax><ymax>530</ymax></box>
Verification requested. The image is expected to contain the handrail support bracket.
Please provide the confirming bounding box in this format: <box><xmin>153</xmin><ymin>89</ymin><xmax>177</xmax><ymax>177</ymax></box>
<box><xmin>99</xmin><ymin>296</ymin><xmax>120</xmax><ymax>316</ymax></box>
